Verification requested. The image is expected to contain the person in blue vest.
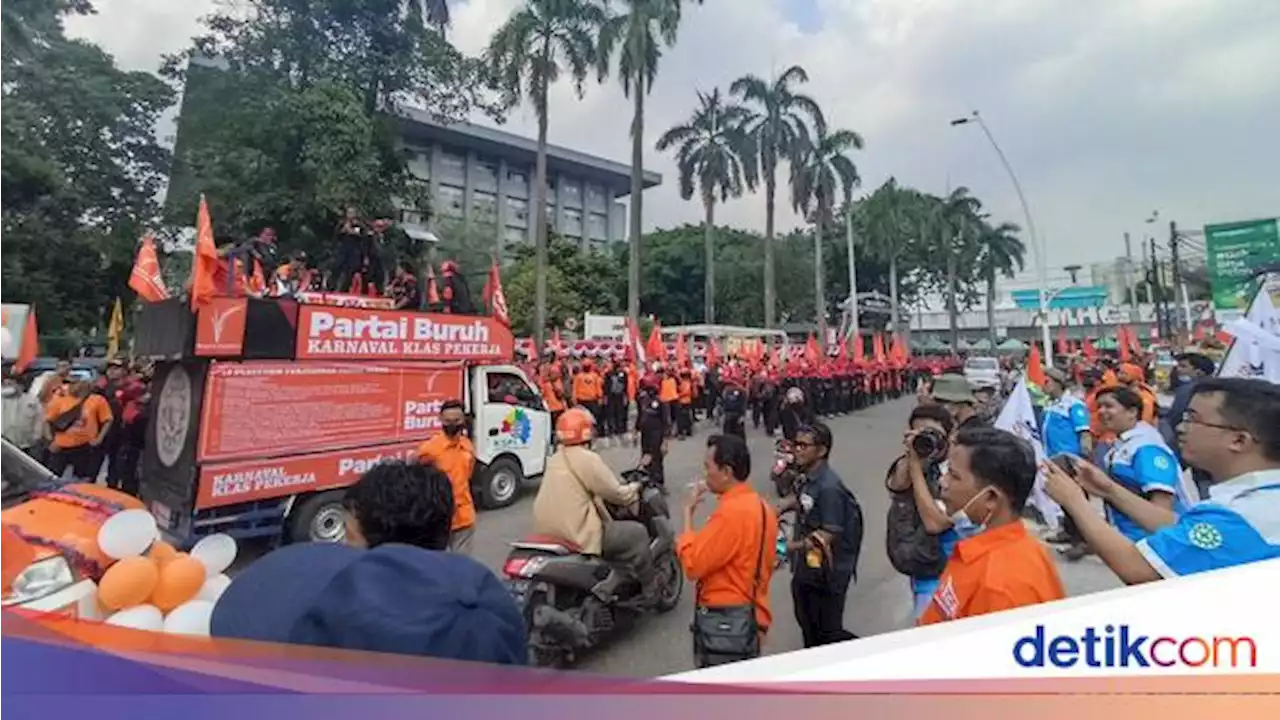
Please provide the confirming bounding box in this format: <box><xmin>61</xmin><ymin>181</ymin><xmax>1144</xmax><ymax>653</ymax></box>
<box><xmin>1043</xmin><ymin>377</ymin><xmax>1279</xmax><ymax>583</ymax></box>
<box><xmin>1040</xmin><ymin>368</ymin><xmax>1095</xmax><ymax>558</ymax></box>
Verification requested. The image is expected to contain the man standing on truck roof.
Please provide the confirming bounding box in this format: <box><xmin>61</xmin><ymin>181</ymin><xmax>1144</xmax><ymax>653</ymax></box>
<box><xmin>417</xmin><ymin>400</ymin><xmax>477</xmax><ymax>555</ymax></box>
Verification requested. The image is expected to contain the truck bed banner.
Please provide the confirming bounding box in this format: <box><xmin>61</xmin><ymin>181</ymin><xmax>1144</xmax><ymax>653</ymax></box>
<box><xmin>196</xmin><ymin>361</ymin><xmax>464</xmax><ymax>463</ymax></box>
<box><xmin>295</xmin><ymin>306</ymin><xmax>514</xmax><ymax>362</ymax></box>
<box><xmin>195</xmin><ymin>441</ymin><xmax>422</xmax><ymax>509</ymax></box>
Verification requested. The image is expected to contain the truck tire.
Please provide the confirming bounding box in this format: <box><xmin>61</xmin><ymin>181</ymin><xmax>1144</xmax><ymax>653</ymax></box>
<box><xmin>478</xmin><ymin>457</ymin><xmax>523</xmax><ymax>509</ymax></box>
<box><xmin>287</xmin><ymin>490</ymin><xmax>349</xmax><ymax>544</ymax></box>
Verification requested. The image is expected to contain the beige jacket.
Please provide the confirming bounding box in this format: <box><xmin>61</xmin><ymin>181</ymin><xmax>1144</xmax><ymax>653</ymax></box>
<box><xmin>532</xmin><ymin>445</ymin><xmax>639</xmax><ymax>555</ymax></box>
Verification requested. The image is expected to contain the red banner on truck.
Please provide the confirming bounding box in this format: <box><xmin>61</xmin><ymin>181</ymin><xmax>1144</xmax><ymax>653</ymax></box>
<box><xmin>196</xmin><ymin>360</ymin><xmax>464</xmax><ymax>463</ymax></box>
<box><xmin>195</xmin><ymin>441</ymin><xmax>422</xmax><ymax>509</ymax></box>
<box><xmin>295</xmin><ymin>306</ymin><xmax>514</xmax><ymax>362</ymax></box>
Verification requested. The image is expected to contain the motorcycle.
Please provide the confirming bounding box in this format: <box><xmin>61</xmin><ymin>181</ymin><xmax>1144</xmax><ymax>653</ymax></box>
<box><xmin>501</xmin><ymin>467</ymin><xmax>684</xmax><ymax>667</ymax></box>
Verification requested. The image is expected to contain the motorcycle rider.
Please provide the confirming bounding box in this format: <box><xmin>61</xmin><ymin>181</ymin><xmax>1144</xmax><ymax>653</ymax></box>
<box><xmin>532</xmin><ymin>408</ymin><xmax>659</xmax><ymax>605</ymax></box>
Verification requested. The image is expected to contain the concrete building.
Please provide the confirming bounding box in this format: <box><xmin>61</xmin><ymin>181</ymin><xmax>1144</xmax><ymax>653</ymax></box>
<box><xmin>396</xmin><ymin>108</ymin><xmax>661</xmax><ymax>257</ymax></box>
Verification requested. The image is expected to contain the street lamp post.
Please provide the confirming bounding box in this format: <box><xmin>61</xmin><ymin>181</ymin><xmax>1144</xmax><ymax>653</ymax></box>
<box><xmin>951</xmin><ymin>110</ymin><xmax>1051</xmax><ymax>369</ymax></box>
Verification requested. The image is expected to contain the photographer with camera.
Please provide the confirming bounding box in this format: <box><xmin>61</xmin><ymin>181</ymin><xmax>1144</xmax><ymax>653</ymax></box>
<box><xmin>885</xmin><ymin>405</ymin><xmax>970</xmax><ymax>619</ymax></box>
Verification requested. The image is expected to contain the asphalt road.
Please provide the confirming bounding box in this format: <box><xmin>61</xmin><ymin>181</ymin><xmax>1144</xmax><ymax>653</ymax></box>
<box><xmin>470</xmin><ymin>397</ymin><xmax>921</xmax><ymax>677</ymax></box>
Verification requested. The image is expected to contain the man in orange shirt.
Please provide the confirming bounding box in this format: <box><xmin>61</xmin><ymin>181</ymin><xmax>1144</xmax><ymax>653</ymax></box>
<box><xmin>44</xmin><ymin>380</ymin><xmax>114</xmax><ymax>480</ymax></box>
<box><xmin>678</xmin><ymin>434</ymin><xmax>778</xmax><ymax>667</ymax></box>
<box><xmin>572</xmin><ymin>359</ymin><xmax>605</xmax><ymax>431</ymax></box>
<box><xmin>417</xmin><ymin>400</ymin><xmax>477</xmax><ymax>555</ymax></box>
<box><xmin>919</xmin><ymin>427</ymin><xmax>1065</xmax><ymax>625</ymax></box>
<box><xmin>675</xmin><ymin>369</ymin><xmax>695</xmax><ymax>439</ymax></box>
<box><xmin>539</xmin><ymin>365</ymin><xmax>566</xmax><ymax>425</ymax></box>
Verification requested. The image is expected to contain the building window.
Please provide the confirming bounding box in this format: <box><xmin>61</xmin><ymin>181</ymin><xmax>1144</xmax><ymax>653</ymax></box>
<box><xmin>472</xmin><ymin>191</ymin><xmax>498</xmax><ymax>225</ymax></box>
<box><xmin>544</xmin><ymin>177</ymin><xmax>557</xmax><ymax>205</ymax></box>
<box><xmin>506</xmin><ymin>197</ymin><xmax>529</xmax><ymax>228</ymax></box>
<box><xmin>400</xmin><ymin>208</ymin><xmax>428</xmax><ymax>227</ymax></box>
<box><xmin>562</xmin><ymin>180</ymin><xmax>582</xmax><ymax>208</ymax></box>
<box><xmin>406</xmin><ymin>147</ymin><xmax>431</xmax><ymax>180</ymax></box>
<box><xmin>438</xmin><ymin>185</ymin><xmax>464</xmax><ymax>218</ymax></box>
<box><xmin>507</xmin><ymin>169</ymin><xmax>528</xmax><ymax>187</ymax></box>
<box><xmin>475</xmin><ymin>159</ymin><xmax>498</xmax><ymax>191</ymax></box>
<box><xmin>504</xmin><ymin>226</ymin><xmax>528</xmax><ymax>247</ymax></box>
<box><xmin>440</xmin><ymin>152</ymin><xmax>466</xmax><ymax>184</ymax></box>
<box><xmin>587</xmin><ymin>238</ymin><xmax>610</xmax><ymax>254</ymax></box>
<box><xmin>585</xmin><ymin>183</ymin><xmax>606</xmax><ymax>211</ymax></box>
<box><xmin>587</xmin><ymin>212</ymin><xmax>607</xmax><ymax>240</ymax></box>
<box><xmin>563</xmin><ymin>208</ymin><xmax>583</xmax><ymax>237</ymax></box>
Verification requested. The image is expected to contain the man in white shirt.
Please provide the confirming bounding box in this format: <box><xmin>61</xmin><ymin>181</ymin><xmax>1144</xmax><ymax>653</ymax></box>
<box><xmin>1044</xmin><ymin>377</ymin><xmax>1279</xmax><ymax>584</ymax></box>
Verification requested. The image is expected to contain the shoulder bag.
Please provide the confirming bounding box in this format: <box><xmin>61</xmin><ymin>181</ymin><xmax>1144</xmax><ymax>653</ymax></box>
<box><xmin>691</xmin><ymin>502</ymin><xmax>768</xmax><ymax>668</ymax></box>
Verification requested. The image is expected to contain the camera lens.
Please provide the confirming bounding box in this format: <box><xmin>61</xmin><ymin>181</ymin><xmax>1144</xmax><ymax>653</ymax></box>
<box><xmin>911</xmin><ymin>432</ymin><xmax>937</xmax><ymax>458</ymax></box>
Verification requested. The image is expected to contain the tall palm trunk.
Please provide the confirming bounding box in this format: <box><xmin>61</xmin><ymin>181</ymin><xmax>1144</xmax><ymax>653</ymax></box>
<box><xmin>763</xmin><ymin>166</ymin><xmax>776</xmax><ymax>329</ymax></box>
<box><xmin>946</xmin><ymin>247</ymin><xmax>959</xmax><ymax>349</ymax></box>
<box><xmin>627</xmin><ymin>39</ymin><xmax>644</xmax><ymax>323</ymax></box>
<box><xmin>813</xmin><ymin>210</ymin><xmax>827</xmax><ymax>349</ymax></box>
<box><xmin>889</xmin><ymin>253</ymin><xmax>901</xmax><ymax>339</ymax></box>
<box><xmin>703</xmin><ymin>197</ymin><xmax>716</xmax><ymax>323</ymax></box>
<box><xmin>533</xmin><ymin>76</ymin><xmax>550</xmax><ymax>351</ymax></box>
<box><xmin>986</xmin><ymin>261</ymin><xmax>998</xmax><ymax>349</ymax></box>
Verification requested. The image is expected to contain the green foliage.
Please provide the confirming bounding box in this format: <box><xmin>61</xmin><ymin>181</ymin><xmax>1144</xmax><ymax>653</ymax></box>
<box><xmin>502</xmin><ymin>235</ymin><xmax>623</xmax><ymax>335</ymax></box>
<box><xmin>1</xmin><ymin>0</ymin><xmax>174</xmax><ymax>332</ymax></box>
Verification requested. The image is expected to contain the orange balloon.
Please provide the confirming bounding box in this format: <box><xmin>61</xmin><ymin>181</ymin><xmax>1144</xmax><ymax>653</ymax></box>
<box><xmin>98</xmin><ymin>557</ymin><xmax>160</xmax><ymax>611</ymax></box>
<box><xmin>148</xmin><ymin>541</ymin><xmax>179</xmax><ymax>567</ymax></box>
<box><xmin>150</xmin><ymin>555</ymin><xmax>205</xmax><ymax>612</ymax></box>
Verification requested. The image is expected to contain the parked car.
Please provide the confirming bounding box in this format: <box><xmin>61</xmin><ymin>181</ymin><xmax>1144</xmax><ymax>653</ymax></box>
<box><xmin>963</xmin><ymin>355</ymin><xmax>1002</xmax><ymax>389</ymax></box>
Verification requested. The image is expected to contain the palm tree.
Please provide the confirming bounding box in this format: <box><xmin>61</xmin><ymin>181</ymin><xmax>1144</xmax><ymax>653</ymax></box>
<box><xmin>598</xmin><ymin>0</ymin><xmax>703</xmax><ymax>323</ymax></box>
<box><xmin>934</xmin><ymin>187</ymin><xmax>982</xmax><ymax>348</ymax></box>
<box><xmin>731</xmin><ymin>65</ymin><xmax>825</xmax><ymax>329</ymax></box>
<box><xmin>423</xmin><ymin>0</ymin><xmax>451</xmax><ymax>29</ymax></box>
<box><xmin>790</xmin><ymin>128</ymin><xmax>863</xmax><ymax>347</ymax></box>
<box><xmin>486</xmin><ymin>0</ymin><xmax>607</xmax><ymax>350</ymax></box>
<box><xmin>859</xmin><ymin>178</ymin><xmax>920</xmax><ymax>334</ymax></box>
<box><xmin>977</xmin><ymin>220</ymin><xmax>1025</xmax><ymax>347</ymax></box>
<box><xmin>655</xmin><ymin>89</ymin><xmax>756</xmax><ymax>323</ymax></box>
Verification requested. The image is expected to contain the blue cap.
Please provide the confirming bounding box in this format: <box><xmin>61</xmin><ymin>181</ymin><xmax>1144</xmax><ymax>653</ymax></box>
<box><xmin>211</xmin><ymin>543</ymin><xmax>527</xmax><ymax>665</ymax></box>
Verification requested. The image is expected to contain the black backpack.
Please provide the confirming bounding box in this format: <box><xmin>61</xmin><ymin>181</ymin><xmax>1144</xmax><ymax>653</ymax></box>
<box><xmin>884</xmin><ymin>461</ymin><xmax>948</xmax><ymax>578</ymax></box>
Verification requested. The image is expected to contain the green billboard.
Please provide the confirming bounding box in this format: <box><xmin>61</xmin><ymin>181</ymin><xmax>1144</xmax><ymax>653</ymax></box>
<box><xmin>1204</xmin><ymin>217</ymin><xmax>1280</xmax><ymax>313</ymax></box>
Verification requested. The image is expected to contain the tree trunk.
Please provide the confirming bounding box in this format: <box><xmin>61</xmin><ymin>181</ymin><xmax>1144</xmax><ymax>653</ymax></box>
<box><xmin>627</xmin><ymin>46</ymin><xmax>644</xmax><ymax>324</ymax></box>
<box><xmin>532</xmin><ymin>84</ymin><xmax>550</xmax><ymax>352</ymax></box>
<box><xmin>763</xmin><ymin>168</ymin><xmax>776</xmax><ymax>329</ymax></box>
<box><xmin>704</xmin><ymin>197</ymin><xmax>716</xmax><ymax>323</ymax></box>
<box><xmin>888</xmin><ymin>254</ymin><xmax>900</xmax><ymax>333</ymax></box>
<box><xmin>986</xmin><ymin>261</ymin><xmax>998</xmax><ymax>349</ymax></box>
<box><xmin>946</xmin><ymin>247</ymin><xmax>959</xmax><ymax>349</ymax></box>
<box><xmin>814</xmin><ymin>211</ymin><xmax>827</xmax><ymax>350</ymax></box>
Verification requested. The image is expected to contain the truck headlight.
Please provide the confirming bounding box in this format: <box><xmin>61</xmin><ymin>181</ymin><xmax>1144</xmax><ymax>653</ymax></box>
<box><xmin>2</xmin><ymin>556</ymin><xmax>76</xmax><ymax>607</ymax></box>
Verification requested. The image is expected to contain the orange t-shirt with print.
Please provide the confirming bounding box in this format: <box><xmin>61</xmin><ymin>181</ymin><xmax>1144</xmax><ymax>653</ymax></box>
<box><xmin>45</xmin><ymin>393</ymin><xmax>113</xmax><ymax>449</ymax></box>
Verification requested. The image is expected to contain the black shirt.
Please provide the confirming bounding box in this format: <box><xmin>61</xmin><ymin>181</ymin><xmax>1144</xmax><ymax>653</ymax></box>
<box><xmin>605</xmin><ymin>370</ymin><xmax>628</xmax><ymax>397</ymax></box>
<box><xmin>635</xmin><ymin>395</ymin><xmax>668</xmax><ymax>453</ymax></box>
<box><xmin>793</xmin><ymin>461</ymin><xmax>864</xmax><ymax>589</ymax></box>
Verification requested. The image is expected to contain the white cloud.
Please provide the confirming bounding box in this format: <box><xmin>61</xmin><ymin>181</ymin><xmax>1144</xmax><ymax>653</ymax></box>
<box><xmin>67</xmin><ymin>0</ymin><xmax>1280</xmax><ymax>269</ymax></box>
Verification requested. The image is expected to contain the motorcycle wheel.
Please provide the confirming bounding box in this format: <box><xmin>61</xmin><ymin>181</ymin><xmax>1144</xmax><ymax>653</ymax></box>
<box><xmin>653</xmin><ymin>552</ymin><xmax>684</xmax><ymax>613</ymax></box>
<box><xmin>524</xmin><ymin>595</ymin><xmax>568</xmax><ymax>668</ymax></box>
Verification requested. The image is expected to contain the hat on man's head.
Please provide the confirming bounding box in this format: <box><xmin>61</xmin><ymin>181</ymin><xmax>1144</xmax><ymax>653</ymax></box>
<box><xmin>1045</xmin><ymin>367</ymin><xmax>1069</xmax><ymax>386</ymax></box>
<box><xmin>932</xmin><ymin>374</ymin><xmax>977</xmax><ymax>404</ymax></box>
<box><xmin>211</xmin><ymin>543</ymin><xmax>527</xmax><ymax>665</ymax></box>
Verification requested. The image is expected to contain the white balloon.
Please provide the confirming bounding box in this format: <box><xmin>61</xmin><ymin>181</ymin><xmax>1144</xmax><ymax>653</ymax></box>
<box><xmin>195</xmin><ymin>574</ymin><xmax>232</xmax><ymax>603</ymax></box>
<box><xmin>190</xmin><ymin>534</ymin><xmax>237</xmax><ymax>577</ymax></box>
<box><xmin>163</xmin><ymin>601</ymin><xmax>214</xmax><ymax>637</ymax></box>
<box><xmin>105</xmin><ymin>605</ymin><xmax>164</xmax><ymax>632</ymax></box>
<box><xmin>97</xmin><ymin>509</ymin><xmax>159</xmax><ymax>560</ymax></box>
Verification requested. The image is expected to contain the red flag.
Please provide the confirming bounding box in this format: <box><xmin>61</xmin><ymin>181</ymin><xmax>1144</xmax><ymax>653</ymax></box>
<box><xmin>873</xmin><ymin>333</ymin><xmax>886</xmax><ymax>363</ymax></box>
<box><xmin>625</xmin><ymin>317</ymin><xmax>646</xmax><ymax>365</ymax></box>
<box><xmin>1082</xmin><ymin>336</ymin><xmax>1097</xmax><ymax>359</ymax></box>
<box><xmin>1056</xmin><ymin>327</ymin><xmax>1068</xmax><ymax>356</ymax></box>
<box><xmin>12</xmin><ymin>308</ymin><xmax>38</xmax><ymax>374</ymax></box>
<box><xmin>483</xmin><ymin>260</ymin><xmax>510</xmax><ymax>327</ymax></box>
<box><xmin>805</xmin><ymin>333</ymin><xmax>819</xmax><ymax>364</ymax></box>
<box><xmin>706</xmin><ymin>337</ymin><xmax>721</xmax><ymax>367</ymax></box>
<box><xmin>189</xmin><ymin>194</ymin><xmax>220</xmax><ymax>311</ymax></box>
<box><xmin>675</xmin><ymin>334</ymin><xmax>689</xmax><ymax>366</ymax></box>
<box><xmin>1117</xmin><ymin>326</ymin><xmax>1132</xmax><ymax>363</ymax></box>
<box><xmin>129</xmin><ymin>234</ymin><xmax>170</xmax><ymax>302</ymax></box>
<box><xmin>424</xmin><ymin>264</ymin><xmax>441</xmax><ymax>305</ymax></box>
<box><xmin>1027</xmin><ymin>343</ymin><xmax>1047</xmax><ymax>386</ymax></box>
<box><xmin>646</xmin><ymin>321</ymin><xmax>666</xmax><ymax>363</ymax></box>
<box><xmin>837</xmin><ymin>332</ymin><xmax>848</xmax><ymax>360</ymax></box>
<box><xmin>854</xmin><ymin>334</ymin><xmax>865</xmax><ymax>362</ymax></box>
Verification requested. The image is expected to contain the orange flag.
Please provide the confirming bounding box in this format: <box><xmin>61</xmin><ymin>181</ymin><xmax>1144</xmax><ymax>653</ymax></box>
<box><xmin>189</xmin><ymin>195</ymin><xmax>221</xmax><ymax>311</ymax></box>
<box><xmin>804</xmin><ymin>334</ymin><xmax>820</xmax><ymax>364</ymax></box>
<box><xmin>646</xmin><ymin>321</ymin><xmax>666</xmax><ymax>363</ymax></box>
<box><xmin>129</xmin><ymin>234</ymin><xmax>170</xmax><ymax>302</ymax></box>
<box><xmin>1056</xmin><ymin>327</ymin><xmax>1068</xmax><ymax>356</ymax></box>
<box><xmin>12</xmin><ymin>308</ymin><xmax>39</xmax><ymax>374</ymax></box>
<box><xmin>425</xmin><ymin>264</ymin><xmax>441</xmax><ymax>305</ymax></box>
<box><xmin>854</xmin><ymin>334</ymin><xmax>865</xmax><ymax>362</ymax></box>
<box><xmin>837</xmin><ymin>332</ymin><xmax>848</xmax><ymax>360</ymax></box>
<box><xmin>674</xmin><ymin>334</ymin><xmax>689</xmax><ymax>366</ymax></box>
<box><xmin>1082</xmin><ymin>336</ymin><xmax>1097</xmax><ymax>359</ymax></box>
<box><xmin>1117</xmin><ymin>326</ymin><xmax>1131</xmax><ymax>363</ymax></box>
<box><xmin>484</xmin><ymin>260</ymin><xmax>510</xmax><ymax>327</ymax></box>
<box><xmin>1027</xmin><ymin>343</ymin><xmax>1047</xmax><ymax>386</ymax></box>
<box><xmin>872</xmin><ymin>333</ymin><xmax>886</xmax><ymax>363</ymax></box>
<box><xmin>706</xmin><ymin>337</ymin><xmax>721</xmax><ymax>367</ymax></box>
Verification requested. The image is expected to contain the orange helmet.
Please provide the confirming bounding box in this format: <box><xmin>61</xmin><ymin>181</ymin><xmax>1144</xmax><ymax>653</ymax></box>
<box><xmin>556</xmin><ymin>407</ymin><xmax>595</xmax><ymax>446</ymax></box>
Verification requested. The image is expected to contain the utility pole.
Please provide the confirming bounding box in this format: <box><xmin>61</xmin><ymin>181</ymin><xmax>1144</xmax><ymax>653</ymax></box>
<box><xmin>1123</xmin><ymin>232</ymin><xmax>1138</xmax><ymax>321</ymax></box>
<box><xmin>1149</xmin><ymin>236</ymin><xmax>1166</xmax><ymax>340</ymax></box>
<box><xmin>1169</xmin><ymin>220</ymin><xmax>1193</xmax><ymax>341</ymax></box>
<box><xmin>845</xmin><ymin>206</ymin><xmax>859</xmax><ymax>350</ymax></box>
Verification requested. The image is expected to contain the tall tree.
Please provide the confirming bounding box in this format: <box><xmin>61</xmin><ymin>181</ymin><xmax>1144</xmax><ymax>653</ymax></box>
<box><xmin>597</xmin><ymin>0</ymin><xmax>703</xmax><ymax>324</ymax></box>
<box><xmin>730</xmin><ymin>65</ymin><xmax>825</xmax><ymax>329</ymax></box>
<box><xmin>976</xmin><ymin>220</ymin><xmax>1025</xmax><ymax>346</ymax></box>
<box><xmin>934</xmin><ymin>187</ymin><xmax>982</xmax><ymax>348</ymax></box>
<box><xmin>655</xmin><ymin>88</ymin><xmax>756</xmax><ymax>323</ymax></box>
<box><xmin>487</xmin><ymin>0</ymin><xmax>607</xmax><ymax>349</ymax></box>
<box><xmin>790</xmin><ymin>128</ymin><xmax>863</xmax><ymax>347</ymax></box>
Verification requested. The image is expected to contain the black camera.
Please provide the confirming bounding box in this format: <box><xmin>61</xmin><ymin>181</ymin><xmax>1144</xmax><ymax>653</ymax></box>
<box><xmin>911</xmin><ymin>428</ymin><xmax>948</xmax><ymax>460</ymax></box>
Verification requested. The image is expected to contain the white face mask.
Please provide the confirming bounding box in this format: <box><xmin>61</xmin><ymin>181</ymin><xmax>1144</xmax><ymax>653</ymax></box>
<box><xmin>951</xmin><ymin>486</ymin><xmax>996</xmax><ymax>536</ymax></box>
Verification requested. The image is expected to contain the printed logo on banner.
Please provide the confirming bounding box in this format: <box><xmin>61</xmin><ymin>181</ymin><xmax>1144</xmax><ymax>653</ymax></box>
<box><xmin>154</xmin><ymin>365</ymin><xmax>193</xmax><ymax>468</ymax></box>
<box><xmin>493</xmin><ymin>407</ymin><xmax>532</xmax><ymax>450</ymax></box>
<box><xmin>1013</xmin><ymin>625</ymin><xmax>1258</xmax><ymax>669</ymax></box>
<box><xmin>195</xmin><ymin>297</ymin><xmax>248</xmax><ymax>356</ymax></box>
